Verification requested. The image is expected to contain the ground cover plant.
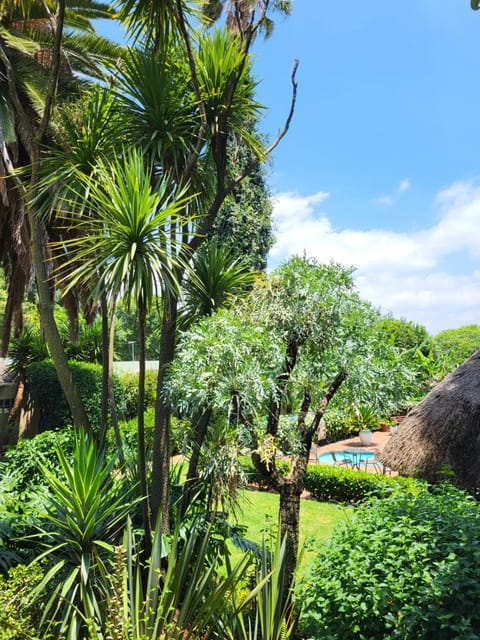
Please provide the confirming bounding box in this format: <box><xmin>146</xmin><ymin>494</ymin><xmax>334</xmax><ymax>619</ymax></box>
<box><xmin>298</xmin><ymin>484</ymin><xmax>480</xmax><ymax>639</ymax></box>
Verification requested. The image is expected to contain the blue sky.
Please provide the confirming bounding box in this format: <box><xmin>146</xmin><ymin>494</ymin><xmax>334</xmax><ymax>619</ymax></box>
<box><xmin>251</xmin><ymin>1</ymin><xmax>480</xmax><ymax>335</ymax></box>
<box><xmin>98</xmin><ymin>2</ymin><xmax>480</xmax><ymax>335</ymax></box>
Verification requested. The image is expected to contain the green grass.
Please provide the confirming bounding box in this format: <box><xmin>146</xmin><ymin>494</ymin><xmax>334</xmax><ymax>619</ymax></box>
<box><xmin>230</xmin><ymin>488</ymin><xmax>352</xmax><ymax>572</ymax></box>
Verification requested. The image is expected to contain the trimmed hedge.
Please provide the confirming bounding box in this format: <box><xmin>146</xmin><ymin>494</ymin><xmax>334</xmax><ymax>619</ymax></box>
<box><xmin>239</xmin><ymin>456</ymin><xmax>422</xmax><ymax>503</ymax></box>
<box><xmin>26</xmin><ymin>360</ymin><xmax>124</xmax><ymax>433</ymax></box>
<box><xmin>118</xmin><ymin>370</ymin><xmax>158</xmax><ymax>420</ymax></box>
<box><xmin>303</xmin><ymin>464</ymin><xmax>422</xmax><ymax>503</ymax></box>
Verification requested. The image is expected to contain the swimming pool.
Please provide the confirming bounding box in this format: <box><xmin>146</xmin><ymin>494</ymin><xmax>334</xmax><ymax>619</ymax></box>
<box><xmin>317</xmin><ymin>450</ymin><xmax>375</xmax><ymax>466</ymax></box>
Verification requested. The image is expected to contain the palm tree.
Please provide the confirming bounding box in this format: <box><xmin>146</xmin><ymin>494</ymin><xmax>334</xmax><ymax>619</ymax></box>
<box><xmin>54</xmin><ymin>148</ymin><xmax>189</xmax><ymax>541</ymax></box>
<box><xmin>179</xmin><ymin>238</ymin><xmax>255</xmax><ymax>329</ymax></box>
<box><xmin>111</xmin><ymin>1</ymin><xmax>297</xmax><ymax>529</ymax></box>
<box><xmin>202</xmin><ymin>0</ymin><xmax>293</xmax><ymax>41</ymax></box>
<box><xmin>0</xmin><ymin>0</ymin><xmax>121</xmax><ymax>353</ymax></box>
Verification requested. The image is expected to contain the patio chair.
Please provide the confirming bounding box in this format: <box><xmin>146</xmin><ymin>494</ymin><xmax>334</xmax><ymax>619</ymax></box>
<box><xmin>331</xmin><ymin>451</ymin><xmax>354</xmax><ymax>467</ymax></box>
<box><xmin>363</xmin><ymin>453</ymin><xmax>391</xmax><ymax>474</ymax></box>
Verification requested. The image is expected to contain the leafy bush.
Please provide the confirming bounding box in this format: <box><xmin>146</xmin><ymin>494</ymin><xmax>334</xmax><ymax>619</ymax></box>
<box><xmin>303</xmin><ymin>464</ymin><xmax>421</xmax><ymax>504</ymax></box>
<box><xmin>298</xmin><ymin>485</ymin><xmax>480</xmax><ymax>639</ymax></box>
<box><xmin>2</xmin><ymin>428</ymin><xmax>75</xmax><ymax>493</ymax></box>
<box><xmin>323</xmin><ymin>408</ymin><xmax>356</xmax><ymax>443</ymax></box>
<box><xmin>0</xmin><ymin>563</ymin><xmax>45</xmax><ymax>639</ymax></box>
<box><xmin>115</xmin><ymin>410</ymin><xmax>191</xmax><ymax>458</ymax></box>
<box><xmin>25</xmin><ymin>360</ymin><xmax>124</xmax><ymax>432</ymax></box>
<box><xmin>0</xmin><ymin>430</ymin><xmax>77</xmax><ymax>571</ymax></box>
<box><xmin>118</xmin><ymin>369</ymin><xmax>157</xmax><ymax>420</ymax></box>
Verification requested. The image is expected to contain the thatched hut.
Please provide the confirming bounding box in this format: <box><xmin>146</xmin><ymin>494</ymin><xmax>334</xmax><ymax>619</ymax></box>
<box><xmin>380</xmin><ymin>349</ymin><xmax>480</xmax><ymax>487</ymax></box>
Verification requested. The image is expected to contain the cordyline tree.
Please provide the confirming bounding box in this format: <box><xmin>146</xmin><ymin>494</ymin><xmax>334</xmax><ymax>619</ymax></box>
<box><xmin>166</xmin><ymin>256</ymin><xmax>418</xmax><ymax>589</ymax></box>
<box><xmin>107</xmin><ymin>0</ymin><xmax>297</xmax><ymax>530</ymax></box>
<box><xmin>30</xmin><ymin>0</ymin><xmax>296</xmax><ymax>535</ymax></box>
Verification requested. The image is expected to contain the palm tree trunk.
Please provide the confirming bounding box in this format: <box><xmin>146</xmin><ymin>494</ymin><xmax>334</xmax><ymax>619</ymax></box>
<box><xmin>151</xmin><ymin>292</ymin><xmax>178</xmax><ymax>533</ymax></box>
<box><xmin>108</xmin><ymin>308</ymin><xmax>124</xmax><ymax>465</ymax></box>
<box><xmin>99</xmin><ymin>293</ymin><xmax>110</xmax><ymax>448</ymax></box>
<box><xmin>138</xmin><ymin>295</ymin><xmax>152</xmax><ymax>547</ymax></box>
<box><xmin>31</xmin><ymin>219</ymin><xmax>90</xmax><ymax>431</ymax></box>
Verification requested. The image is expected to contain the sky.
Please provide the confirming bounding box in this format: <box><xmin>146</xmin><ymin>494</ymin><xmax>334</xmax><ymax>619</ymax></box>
<box><xmin>98</xmin><ymin>2</ymin><xmax>480</xmax><ymax>336</ymax></box>
<box><xmin>249</xmin><ymin>0</ymin><xmax>480</xmax><ymax>335</ymax></box>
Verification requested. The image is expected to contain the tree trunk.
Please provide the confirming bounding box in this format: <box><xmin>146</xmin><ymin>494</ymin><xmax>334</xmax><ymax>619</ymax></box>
<box><xmin>151</xmin><ymin>293</ymin><xmax>178</xmax><ymax>532</ymax></box>
<box><xmin>99</xmin><ymin>293</ymin><xmax>109</xmax><ymax>448</ymax></box>
<box><xmin>108</xmin><ymin>309</ymin><xmax>124</xmax><ymax>466</ymax></box>
<box><xmin>180</xmin><ymin>407</ymin><xmax>213</xmax><ymax>516</ymax></box>
<box><xmin>137</xmin><ymin>295</ymin><xmax>151</xmax><ymax>548</ymax></box>
<box><xmin>31</xmin><ymin>219</ymin><xmax>90</xmax><ymax>432</ymax></box>
<box><xmin>279</xmin><ymin>481</ymin><xmax>302</xmax><ymax>593</ymax></box>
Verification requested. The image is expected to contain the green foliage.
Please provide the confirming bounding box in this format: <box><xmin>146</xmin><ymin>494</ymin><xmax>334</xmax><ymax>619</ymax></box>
<box><xmin>0</xmin><ymin>431</ymin><xmax>76</xmax><ymax>571</ymax></box>
<box><xmin>345</xmin><ymin>404</ymin><xmax>383</xmax><ymax>432</ymax></box>
<box><xmin>0</xmin><ymin>563</ymin><xmax>45</xmax><ymax>640</ymax></box>
<box><xmin>433</xmin><ymin>324</ymin><xmax>480</xmax><ymax>366</ymax></box>
<box><xmin>2</xmin><ymin>428</ymin><xmax>75</xmax><ymax>494</ymax></box>
<box><xmin>31</xmin><ymin>432</ymin><xmax>138</xmax><ymax>639</ymax></box>
<box><xmin>118</xmin><ymin>370</ymin><xmax>158</xmax><ymax>420</ymax></box>
<box><xmin>25</xmin><ymin>360</ymin><xmax>123</xmax><ymax>433</ymax></box>
<box><xmin>302</xmin><ymin>463</ymin><xmax>422</xmax><ymax>504</ymax></box>
<box><xmin>240</xmin><ymin>533</ymin><xmax>300</xmax><ymax>640</ymax></box>
<box><xmin>298</xmin><ymin>484</ymin><xmax>480</xmax><ymax>639</ymax></box>
<box><xmin>376</xmin><ymin>315</ymin><xmax>433</xmax><ymax>355</ymax></box>
<box><xmin>179</xmin><ymin>239</ymin><xmax>256</xmax><ymax>330</ymax></box>
<box><xmin>98</xmin><ymin>512</ymin><xmax>298</xmax><ymax>640</ymax></box>
<box><xmin>7</xmin><ymin>326</ymin><xmax>48</xmax><ymax>375</ymax></box>
<box><xmin>323</xmin><ymin>408</ymin><xmax>357</xmax><ymax>443</ymax></box>
<box><xmin>210</xmin><ymin>122</ymin><xmax>274</xmax><ymax>271</ymax></box>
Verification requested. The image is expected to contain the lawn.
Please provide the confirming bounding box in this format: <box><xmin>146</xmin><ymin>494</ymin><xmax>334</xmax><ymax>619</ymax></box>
<box><xmin>229</xmin><ymin>488</ymin><xmax>353</xmax><ymax>571</ymax></box>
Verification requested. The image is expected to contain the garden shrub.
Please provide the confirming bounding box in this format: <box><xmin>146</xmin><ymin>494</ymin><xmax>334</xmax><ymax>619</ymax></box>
<box><xmin>0</xmin><ymin>563</ymin><xmax>45</xmax><ymax>639</ymax></box>
<box><xmin>303</xmin><ymin>464</ymin><xmax>421</xmax><ymax>504</ymax></box>
<box><xmin>0</xmin><ymin>430</ymin><xmax>77</xmax><ymax>570</ymax></box>
<box><xmin>2</xmin><ymin>428</ymin><xmax>75</xmax><ymax>493</ymax></box>
<box><xmin>298</xmin><ymin>484</ymin><xmax>480</xmax><ymax>639</ymax></box>
<box><xmin>25</xmin><ymin>360</ymin><xmax>124</xmax><ymax>433</ymax></box>
<box><xmin>118</xmin><ymin>369</ymin><xmax>157</xmax><ymax>420</ymax></box>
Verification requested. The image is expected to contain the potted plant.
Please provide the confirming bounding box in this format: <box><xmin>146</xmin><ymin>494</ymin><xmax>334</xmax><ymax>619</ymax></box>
<box><xmin>347</xmin><ymin>404</ymin><xmax>382</xmax><ymax>446</ymax></box>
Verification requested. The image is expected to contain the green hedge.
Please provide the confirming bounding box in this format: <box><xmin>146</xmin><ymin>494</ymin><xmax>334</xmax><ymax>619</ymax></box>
<box><xmin>26</xmin><ymin>360</ymin><xmax>124</xmax><ymax>433</ymax></box>
<box><xmin>303</xmin><ymin>464</ymin><xmax>422</xmax><ymax>503</ymax></box>
<box><xmin>239</xmin><ymin>457</ymin><xmax>422</xmax><ymax>503</ymax></box>
<box><xmin>118</xmin><ymin>370</ymin><xmax>158</xmax><ymax>420</ymax></box>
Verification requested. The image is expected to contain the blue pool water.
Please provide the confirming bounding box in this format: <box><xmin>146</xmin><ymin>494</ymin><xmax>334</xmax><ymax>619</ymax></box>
<box><xmin>318</xmin><ymin>451</ymin><xmax>375</xmax><ymax>465</ymax></box>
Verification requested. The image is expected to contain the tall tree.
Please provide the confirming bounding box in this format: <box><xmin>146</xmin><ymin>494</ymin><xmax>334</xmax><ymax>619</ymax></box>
<box><xmin>167</xmin><ymin>256</ymin><xmax>419</xmax><ymax>591</ymax></box>
<box><xmin>112</xmin><ymin>0</ymin><xmax>298</xmax><ymax>530</ymax></box>
<box><xmin>0</xmin><ymin>0</ymin><xmax>120</xmax><ymax>429</ymax></box>
<box><xmin>53</xmin><ymin>149</ymin><xmax>187</xmax><ymax>544</ymax></box>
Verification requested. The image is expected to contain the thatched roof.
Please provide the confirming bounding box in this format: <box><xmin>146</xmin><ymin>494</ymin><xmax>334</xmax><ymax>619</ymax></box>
<box><xmin>380</xmin><ymin>349</ymin><xmax>480</xmax><ymax>487</ymax></box>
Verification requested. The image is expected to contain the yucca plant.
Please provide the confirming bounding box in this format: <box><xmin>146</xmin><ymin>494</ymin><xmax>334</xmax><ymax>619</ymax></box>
<box><xmin>112</xmin><ymin>515</ymin><xmax>252</xmax><ymax>639</ymax></box>
<box><xmin>239</xmin><ymin>534</ymin><xmax>300</xmax><ymax>640</ymax></box>
<box><xmin>96</xmin><ymin>512</ymin><xmax>299</xmax><ymax>640</ymax></box>
<box><xmin>29</xmin><ymin>431</ymin><xmax>139</xmax><ymax>639</ymax></box>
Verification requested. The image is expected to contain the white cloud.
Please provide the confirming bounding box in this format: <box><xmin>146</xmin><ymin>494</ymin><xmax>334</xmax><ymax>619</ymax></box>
<box><xmin>372</xmin><ymin>195</ymin><xmax>394</xmax><ymax>206</ymax></box>
<box><xmin>372</xmin><ymin>178</ymin><xmax>411</xmax><ymax>206</ymax></box>
<box><xmin>268</xmin><ymin>183</ymin><xmax>480</xmax><ymax>334</ymax></box>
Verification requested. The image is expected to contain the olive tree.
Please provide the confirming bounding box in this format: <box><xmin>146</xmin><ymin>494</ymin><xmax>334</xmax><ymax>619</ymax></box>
<box><xmin>166</xmin><ymin>255</ymin><xmax>418</xmax><ymax>590</ymax></box>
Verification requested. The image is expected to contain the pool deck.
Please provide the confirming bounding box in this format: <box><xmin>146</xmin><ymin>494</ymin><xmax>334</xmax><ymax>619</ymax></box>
<box><xmin>309</xmin><ymin>429</ymin><xmax>396</xmax><ymax>471</ymax></box>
